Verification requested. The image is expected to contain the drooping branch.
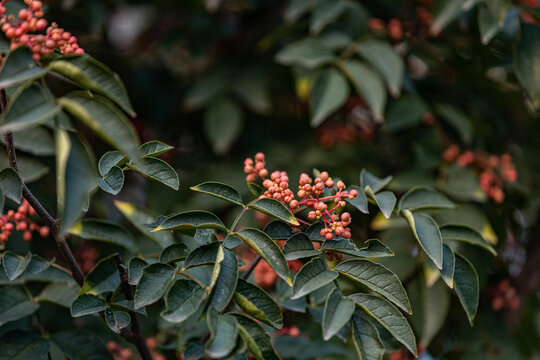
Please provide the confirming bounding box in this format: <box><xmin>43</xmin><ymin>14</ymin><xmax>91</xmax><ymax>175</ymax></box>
<box><xmin>114</xmin><ymin>253</ymin><xmax>154</xmax><ymax>360</ymax></box>
<box><xmin>3</xmin><ymin>130</ymin><xmax>85</xmax><ymax>286</ymax></box>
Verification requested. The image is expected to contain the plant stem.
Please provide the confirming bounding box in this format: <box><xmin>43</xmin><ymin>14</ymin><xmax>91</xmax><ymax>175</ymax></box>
<box><xmin>242</xmin><ymin>255</ymin><xmax>262</xmax><ymax>280</ymax></box>
<box><xmin>1</xmin><ymin>124</ymin><xmax>153</xmax><ymax>360</ymax></box>
<box><xmin>178</xmin><ymin>270</ymin><xmax>206</xmax><ymax>288</ymax></box>
<box><xmin>3</xmin><ymin>130</ymin><xmax>85</xmax><ymax>286</ymax></box>
<box><xmin>114</xmin><ymin>254</ymin><xmax>154</xmax><ymax>360</ymax></box>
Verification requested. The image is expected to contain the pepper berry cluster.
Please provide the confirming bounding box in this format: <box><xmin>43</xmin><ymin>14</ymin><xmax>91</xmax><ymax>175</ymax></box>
<box><xmin>491</xmin><ymin>279</ymin><xmax>520</xmax><ymax>312</ymax></box>
<box><xmin>0</xmin><ymin>0</ymin><xmax>84</xmax><ymax>61</ymax></box>
<box><xmin>443</xmin><ymin>145</ymin><xmax>517</xmax><ymax>203</ymax></box>
<box><xmin>243</xmin><ymin>152</ymin><xmax>268</xmax><ymax>182</ymax></box>
<box><xmin>0</xmin><ymin>199</ymin><xmax>50</xmax><ymax>246</ymax></box>
<box><xmin>244</xmin><ymin>152</ymin><xmax>358</xmax><ymax>241</ymax></box>
<box><xmin>298</xmin><ymin>171</ymin><xmax>357</xmax><ymax>240</ymax></box>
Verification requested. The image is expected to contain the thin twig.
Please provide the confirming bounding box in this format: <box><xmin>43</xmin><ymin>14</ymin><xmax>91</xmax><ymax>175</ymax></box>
<box><xmin>242</xmin><ymin>255</ymin><xmax>262</xmax><ymax>280</ymax></box>
<box><xmin>114</xmin><ymin>254</ymin><xmax>154</xmax><ymax>360</ymax></box>
<box><xmin>3</xmin><ymin>130</ymin><xmax>85</xmax><ymax>286</ymax></box>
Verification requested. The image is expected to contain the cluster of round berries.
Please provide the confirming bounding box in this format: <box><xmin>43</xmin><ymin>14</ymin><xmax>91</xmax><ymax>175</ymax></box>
<box><xmin>0</xmin><ymin>0</ymin><xmax>84</xmax><ymax>61</ymax></box>
<box><xmin>262</xmin><ymin>171</ymin><xmax>299</xmax><ymax>209</ymax></box>
<box><xmin>243</xmin><ymin>152</ymin><xmax>268</xmax><ymax>183</ymax></box>
<box><xmin>298</xmin><ymin>172</ymin><xmax>357</xmax><ymax>240</ymax></box>
<box><xmin>368</xmin><ymin>17</ymin><xmax>404</xmax><ymax>40</ymax></box>
<box><xmin>0</xmin><ymin>199</ymin><xmax>50</xmax><ymax>246</ymax></box>
<box><xmin>107</xmin><ymin>338</ymin><xmax>165</xmax><ymax>360</ymax></box>
<box><xmin>491</xmin><ymin>279</ymin><xmax>520</xmax><ymax>312</ymax></box>
<box><xmin>443</xmin><ymin>145</ymin><xmax>517</xmax><ymax>203</ymax></box>
<box><xmin>243</xmin><ymin>153</ymin><xmax>358</xmax><ymax>240</ymax></box>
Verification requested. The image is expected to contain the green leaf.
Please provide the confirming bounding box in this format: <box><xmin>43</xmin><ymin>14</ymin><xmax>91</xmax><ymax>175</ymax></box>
<box><xmin>98</xmin><ymin>166</ymin><xmax>124</xmax><ymax>195</ymax></box>
<box><xmin>283</xmin><ymin>233</ymin><xmax>320</xmax><ymax>260</ymax></box>
<box><xmin>50</xmin><ymin>330</ymin><xmax>113</xmax><ymax>360</ymax></box>
<box><xmin>0</xmin><ymin>286</ymin><xmax>39</xmax><ymax>326</ymax></box>
<box><xmin>191</xmin><ymin>181</ymin><xmax>243</xmax><ymax>206</ymax></box>
<box><xmin>360</xmin><ymin>170</ymin><xmax>392</xmax><ymax>193</ymax></box>
<box><xmin>351</xmin><ymin>312</ymin><xmax>385</xmax><ymax>360</ymax></box>
<box><xmin>160</xmin><ymin>244</ymin><xmax>190</xmax><ymax>264</ymax></box>
<box><xmin>2</xmin><ymin>251</ymin><xmax>31</xmax><ymax>281</ymax></box>
<box><xmin>235</xmin><ymin>228</ymin><xmax>292</xmax><ymax>285</ymax></box>
<box><xmin>0</xmin><ymin>330</ymin><xmax>50</xmax><ymax>360</ymax></box>
<box><xmin>161</xmin><ymin>279</ymin><xmax>206</xmax><ymax>323</ymax></box>
<box><xmin>339</xmin><ymin>60</ymin><xmax>386</xmax><ymax>121</ymax></box>
<box><xmin>349</xmin><ymin>293</ymin><xmax>417</xmax><ymax>357</ymax></box>
<box><xmin>37</xmin><ymin>282</ymin><xmax>80</xmax><ymax>308</ymax></box>
<box><xmin>453</xmin><ymin>254</ymin><xmax>479</xmax><ymax>326</ymax></box>
<box><xmin>515</xmin><ymin>24</ymin><xmax>540</xmax><ymax>109</ymax></box>
<box><xmin>71</xmin><ymin>294</ymin><xmax>107</xmax><ymax>317</ymax></box>
<box><xmin>183</xmin><ymin>70</ymin><xmax>227</xmax><ymax>110</ymax></box>
<box><xmin>263</xmin><ymin>220</ymin><xmax>293</xmax><ymax>240</ymax></box>
<box><xmin>58</xmin><ymin>92</ymin><xmax>140</xmax><ymax>162</ymax></box>
<box><xmin>335</xmin><ymin>259</ymin><xmax>411</xmax><ymax>313</ymax></box>
<box><xmin>128</xmin><ymin>257</ymin><xmax>148</xmax><ymax>285</ymax></box>
<box><xmin>292</xmin><ymin>257</ymin><xmax>338</xmax><ymax>299</ymax></box>
<box><xmin>48</xmin><ymin>54</ymin><xmax>135</xmax><ymax>116</ymax></box>
<box><xmin>185</xmin><ymin>242</ymin><xmax>222</xmax><ymax>268</ymax></box>
<box><xmin>249</xmin><ymin>197</ymin><xmax>299</xmax><ymax>225</ymax></box>
<box><xmin>0</xmin><ymin>47</ymin><xmax>49</xmax><ymax>88</ymax></box>
<box><xmin>430</xmin><ymin>0</ymin><xmax>465</xmax><ymax>36</ymax></box>
<box><xmin>357</xmin><ymin>40</ymin><xmax>404</xmax><ymax>96</ymax></box>
<box><xmin>285</xmin><ymin>0</ymin><xmax>318</xmax><ymax>22</ymax></box>
<box><xmin>434</xmin><ymin>103</ymin><xmax>473</xmax><ymax>144</ymax></box>
<box><xmin>206</xmin><ymin>309</ymin><xmax>238</xmax><ymax>358</ymax></box>
<box><xmin>321</xmin><ymin>238</ymin><xmax>394</xmax><ymax>258</ymax></box>
<box><xmin>207</xmin><ymin>245</ymin><xmax>226</xmax><ymax>293</ymax></box>
<box><xmin>402</xmin><ymin>210</ymin><xmax>443</xmax><ymax>270</ymax></box>
<box><xmin>398</xmin><ymin>187</ymin><xmax>455</xmax><ymax>212</ymax></box>
<box><xmin>127</xmin><ymin>156</ymin><xmax>179</xmax><ymax>190</ymax></box>
<box><xmin>80</xmin><ymin>254</ymin><xmax>121</xmax><ymax>295</ymax></box>
<box><xmin>209</xmin><ymin>248</ymin><xmax>238</xmax><ymax>311</ymax></box>
<box><xmin>310</xmin><ymin>67</ymin><xmax>349</xmax><ymax>127</ymax></box>
<box><xmin>105</xmin><ymin>308</ymin><xmax>131</xmax><ymax>334</ymax></box>
<box><xmin>357</xmin><ymin>239</ymin><xmax>395</xmax><ymax>258</ymax></box>
<box><xmin>231</xmin><ymin>70</ymin><xmax>271</xmax><ymax>115</ymax></box>
<box><xmin>153</xmin><ymin>210</ymin><xmax>227</xmax><ymax>232</ymax></box>
<box><xmin>365</xmin><ymin>186</ymin><xmax>396</xmax><ymax>219</ymax></box>
<box><xmin>0</xmin><ymin>168</ymin><xmax>22</xmax><ymax>203</ymax></box>
<box><xmin>441</xmin><ymin>244</ymin><xmax>456</xmax><ymax>289</ymax></box>
<box><xmin>139</xmin><ymin>140</ymin><xmax>174</xmax><ymax>157</ymax></box>
<box><xmin>204</xmin><ymin>98</ymin><xmax>243</xmax><ymax>155</ymax></box>
<box><xmin>111</xmin><ymin>300</ymin><xmax>147</xmax><ymax>316</ymax></box>
<box><xmin>478</xmin><ymin>4</ymin><xmax>500</xmax><ymax>45</ymax></box>
<box><xmin>310</xmin><ymin>0</ymin><xmax>347</xmax><ymax>34</ymax></box>
<box><xmin>440</xmin><ymin>224</ymin><xmax>497</xmax><ymax>256</ymax></box>
<box><xmin>233</xmin><ymin>279</ymin><xmax>283</xmax><ymax>329</ymax></box>
<box><xmin>7</xmin><ymin>126</ymin><xmax>54</xmax><ymax>156</ymax></box>
<box><xmin>70</xmin><ymin>219</ymin><xmax>136</xmax><ymax>249</ymax></box>
<box><xmin>247</xmin><ymin>182</ymin><xmax>265</xmax><ymax>197</ymax></box>
<box><xmin>0</xmin><ymin>84</ymin><xmax>60</xmax><ymax>132</ymax></box>
<box><xmin>275</xmin><ymin>38</ymin><xmax>335</xmax><ymax>69</ymax></box>
<box><xmin>322</xmin><ymin>288</ymin><xmax>355</xmax><ymax>340</ymax></box>
<box><xmin>134</xmin><ymin>263</ymin><xmax>175</xmax><ymax>309</ymax></box>
<box><xmin>98</xmin><ymin>151</ymin><xmax>125</xmax><ymax>177</ymax></box>
<box><xmin>408</xmin><ymin>279</ymin><xmax>450</xmax><ymax>347</ymax></box>
<box><xmin>56</xmin><ymin>131</ymin><xmax>98</xmax><ymax>234</ymax></box>
<box><xmin>382</xmin><ymin>95</ymin><xmax>428</xmax><ymax>132</ymax></box>
<box><xmin>233</xmin><ymin>313</ymin><xmax>280</xmax><ymax>360</ymax></box>
<box><xmin>114</xmin><ymin>200</ymin><xmax>174</xmax><ymax>248</ymax></box>
<box><xmin>345</xmin><ymin>185</ymin><xmax>368</xmax><ymax>214</ymax></box>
